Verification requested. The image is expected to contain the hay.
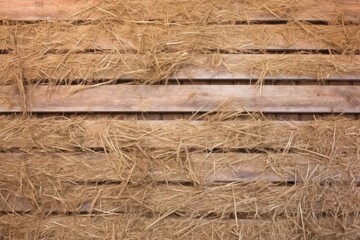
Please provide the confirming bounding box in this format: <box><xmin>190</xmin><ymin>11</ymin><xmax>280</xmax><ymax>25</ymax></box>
<box><xmin>0</xmin><ymin>1</ymin><xmax>359</xmax><ymax>239</ymax></box>
<box><xmin>1</xmin><ymin>152</ymin><xmax>358</xmax><ymax>189</ymax></box>
<box><xmin>1</xmin><ymin>214</ymin><xmax>360</xmax><ymax>239</ymax></box>
<box><xmin>1</xmin><ymin>53</ymin><xmax>359</xmax><ymax>87</ymax></box>
<box><xmin>0</xmin><ymin>116</ymin><xmax>359</xmax><ymax>238</ymax></box>
<box><xmin>2</xmin><ymin>180</ymin><xmax>360</xmax><ymax>215</ymax></box>
<box><xmin>0</xmin><ymin>214</ymin><xmax>339</xmax><ymax>240</ymax></box>
<box><xmin>2</xmin><ymin>22</ymin><xmax>359</xmax><ymax>54</ymax></box>
<box><xmin>1</xmin><ymin>116</ymin><xmax>359</xmax><ymax>154</ymax></box>
<box><xmin>1</xmin><ymin>20</ymin><xmax>359</xmax><ymax>87</ymax></box>
<box><xmin>1</xmin><ymin>182</ymin><xmax>359</xmax><ymax>239</ymax></box>
<box><xmin>70</xmin><ymin>0</ymin><xmax>359</xmax><ymax>24</ymax></box>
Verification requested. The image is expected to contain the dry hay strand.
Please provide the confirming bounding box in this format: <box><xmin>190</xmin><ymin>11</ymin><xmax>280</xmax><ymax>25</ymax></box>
<box><xmin>0</xmin><ymin>116</ymin><xmax>359</xmax><ymax>156</ymax></box>
<box><xmin>1</xmin><ymin>53</ymin><xmax>360</xmax><ymax>86</ymax></box>
<box><xmin>1</xmin><ymin>151</ymin><xmax>359</xmax><ymax>194</ymax></box>
<box><xmin>1</xmin><ymin>181</ymin><xmax>359</xmax><ymax>240</ymax></box>
<box><xmin>0</xmin><ymin>51</ymin><xmax>196</xmax><ymax>85</ymax></box>
<box><xmin>1</xmin><ymin>22</ymin><xmax>359</xmax><ymax>54</ymax></box>
<box><xmin>1</xmin><ymin>181</ymin><xmax>360</xmax><ymax>217</ymax></box>
<box><xmin>1</xmin><ymin>214</ymin><xmax>359</xmax><ymax>239</ymax></box>
<box><xmin>0</xmin><ymin>215</ymin><xmax>352</xmax><ymax>240</ymax></box>
<box><xmin>67</xmin><ymin>0</ymin><xmax>360</xmax><ymax>24</ymax></box>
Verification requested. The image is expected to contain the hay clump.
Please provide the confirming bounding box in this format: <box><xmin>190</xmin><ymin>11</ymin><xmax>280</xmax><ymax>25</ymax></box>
<box><xmin>1</xmin><ymin>214</ymin><xmax>359</xmax><ymax>239</ymax></box>
<box><xmin>1</xmin><ymin>115</ymin><xmax>359</xmax><ymax>155</ymax></box>
<box><xmin>2</xmin><ymin>22</ymin><xmax>359</xmax><ymax>54</ymax></box>
<box><xmin>1</xmin><ymin>52</ymin><xmax>359</xmax><ymax>87</ymax></box>
<box><xmin>1</xmin><ymin>182</ymin><xmax>359</xmax><ymax>239</ymax></box>
<box><xmin>82</xmin><ymin>0</ymin><xmax>359</xmax><ymax>24</ymax></box>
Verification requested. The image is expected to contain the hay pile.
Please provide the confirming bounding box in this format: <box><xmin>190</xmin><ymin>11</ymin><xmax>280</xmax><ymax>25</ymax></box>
<box><xmin>1</xmin><ymin>115</ymin><xmax>360</xmax><ymax>239</ymax></box>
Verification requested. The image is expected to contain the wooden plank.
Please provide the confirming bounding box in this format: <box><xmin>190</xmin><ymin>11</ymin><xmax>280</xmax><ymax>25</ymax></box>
<box><xmin>1</xmin><ymin>215</ymin><xmax>357</xmax><ymax>240</ymax></box>
<box><xmin>1</xmin><ymin>152</ymin><xmax>357</xmax><ymax>185</ymax></box>
<box><xmin>1</xmin><ymin>54</ymin><xmax>359</xmax><ymax>84</ymax></box>
<box><xmin>1</xmin><ymin>118</ymin><xmax>359</xmax><ymax>157</ymax></box>
<box><xmin>1</xmin><ymin>23</ymin><xmax>359</xmax><ymax>52</ymax></box>
<box><xmin>1</xmin><ymin>85</ymin><xmax>360</xmax><ymax>113</ymax></box>
<box><xmin>1</xmin><ymin>182</ymin><xmax>359</xmax><ymax>215</ymax></box>
<box><xmin>0</xmin><ymin>0</ymin><xmax>359</xmax><ymax>23</ymax></box>
<box><xmin>275</xmin><ymin>81</ymin><xmax>299</xmax><ymax>120</ymax></box>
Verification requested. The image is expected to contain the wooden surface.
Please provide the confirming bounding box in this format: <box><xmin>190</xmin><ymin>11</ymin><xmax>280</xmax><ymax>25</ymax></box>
<box><xmin>1</xmin><ymin>85</ymin><xmax>359</xmax><ymax>113</ymax></box>
<box><xmin>1</xmin><ymin>0</ymin><xmax>360</xmax><ymax>238</ymax></box>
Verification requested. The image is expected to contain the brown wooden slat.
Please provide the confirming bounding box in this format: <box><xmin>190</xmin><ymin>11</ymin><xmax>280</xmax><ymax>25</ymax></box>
<box><xmin>1</xmin><ymin>23</ymin><xmax>359</xmax><ymax>52</ymax></box>
<box><xmin>275</xmin><ymin>81</ymin><xmax>299</xmax><ymax>120</ymax></box>
<box><xmin>1</xmin><ymin>214</ymin><xmax>357</xmax><ymax>240</ymax></box>
<box><xmin>1</xmin><ymin>54</ymin><xmax>359</xmax><ymax>84</ymax></box>
<box><xmin>1</xmin><ymin>85</ymin><xmax>359</xmax><ymax>113</ymax></box>
<box><xmin>0</xmin><ymin>0</ymin><xmax>359</xmax><ymax>23</ymax></box>
<box><xmin>1</xmin><ymin>152</ymin><xmax>357</xmax><ymax>184</ymax></box>
<box><xmin>1</xmin><ymin>182</ymin><xmax>359</xmax><ymax>215</ymax></box>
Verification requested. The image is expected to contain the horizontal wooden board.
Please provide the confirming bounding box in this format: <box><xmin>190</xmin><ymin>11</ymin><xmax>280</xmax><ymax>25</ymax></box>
<box><xmin>1</xmin><ymin>85</ymin><xmax>360</xmax><ymax>113</ymax></box>
<box><xmin>0</xmin><ymin>0</ymin><xmax>359</xmax><ymax>23</ymax></box>
<box><xmin>1</xmin><ymin>215</ymin><xmax>357</xmax><ymax>240</ymax></box>
<box><xmin>1</xmin><ymin>182</ymin><xmax>359</xmax><ymax>215</ymax></box>
<box><xmin>1</xmin><ymin>23</ymin><xmax>359</xmax><ymax>52</ymax></box>
<box><xmin>1</xmin><ymin>152</ymin><xmax>358</xmax><ymax>185</ymax></box>
<box><xmin>1</xmin><ymin>117</ymin><xmax>359</xmax><ymax>154</ymax></box>
<box><xmin>1</xmin><ymin>54</ymin><xmax>359</xmax><ymax>84</ymax></box>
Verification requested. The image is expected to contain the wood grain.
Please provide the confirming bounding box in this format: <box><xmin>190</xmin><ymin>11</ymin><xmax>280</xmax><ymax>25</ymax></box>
<box><xmin>0</xmin><ymin>0</ymin><xmax>359</xmax><ymax>23</ymax></box>
<box><xmin>1</xmin><ymin>85</ymin><xmax>359</xmax><ymax>113</ymax></box>
<box><xmin>1</xmin><ymin>23</ymin><xmax>359</xmax><ymax>52</ymax></box>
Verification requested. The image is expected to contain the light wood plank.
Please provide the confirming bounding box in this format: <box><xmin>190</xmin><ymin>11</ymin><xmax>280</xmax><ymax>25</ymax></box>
<box><xmin>1</xmin><ymin>23</ymin><xmax>359</xmax><ymax>52</ymax></box>
<box><xmin>1</xmin><ymin>152</ymin><xmax>357</xmax><ymax>184</ymax></box>
<box><xmin>1</xmin><ymin>54</ymin><xmax>359</xmax><ymax>84</ymax></box>
<box><xmin>1</xmin><ymin>85</ymin><xmax>359</xmax><ymax>113</ymax></box>
<box><xmin>0</xmin><ymin>0</ymin><xmax>359</xmax><ymax>23</ymax></box>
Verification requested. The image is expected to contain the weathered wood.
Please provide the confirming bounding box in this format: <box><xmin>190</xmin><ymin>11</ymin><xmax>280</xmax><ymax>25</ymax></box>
<box><xmin>1</xmin><ymin>152</ymin><xmax>357</xmax><ymax>184</ymax></box>
<box><xmin>0</xmin><ymin>0</ymin><xmax>359</xmax><ymax>23</ymax></box>
<box><xmin>1</xmin><ymin>85</ymin><xmax>359</xmax><ymax>113</ymax></box>
<box><xmin>1</xmin><ymin>23</ymin><xmax>359</xmax><ymax>52</ymax></box>
<box><xmin>1</xmin><ymin>54</ymin><xmax>359</xmax><ymax>84</ymax></box>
